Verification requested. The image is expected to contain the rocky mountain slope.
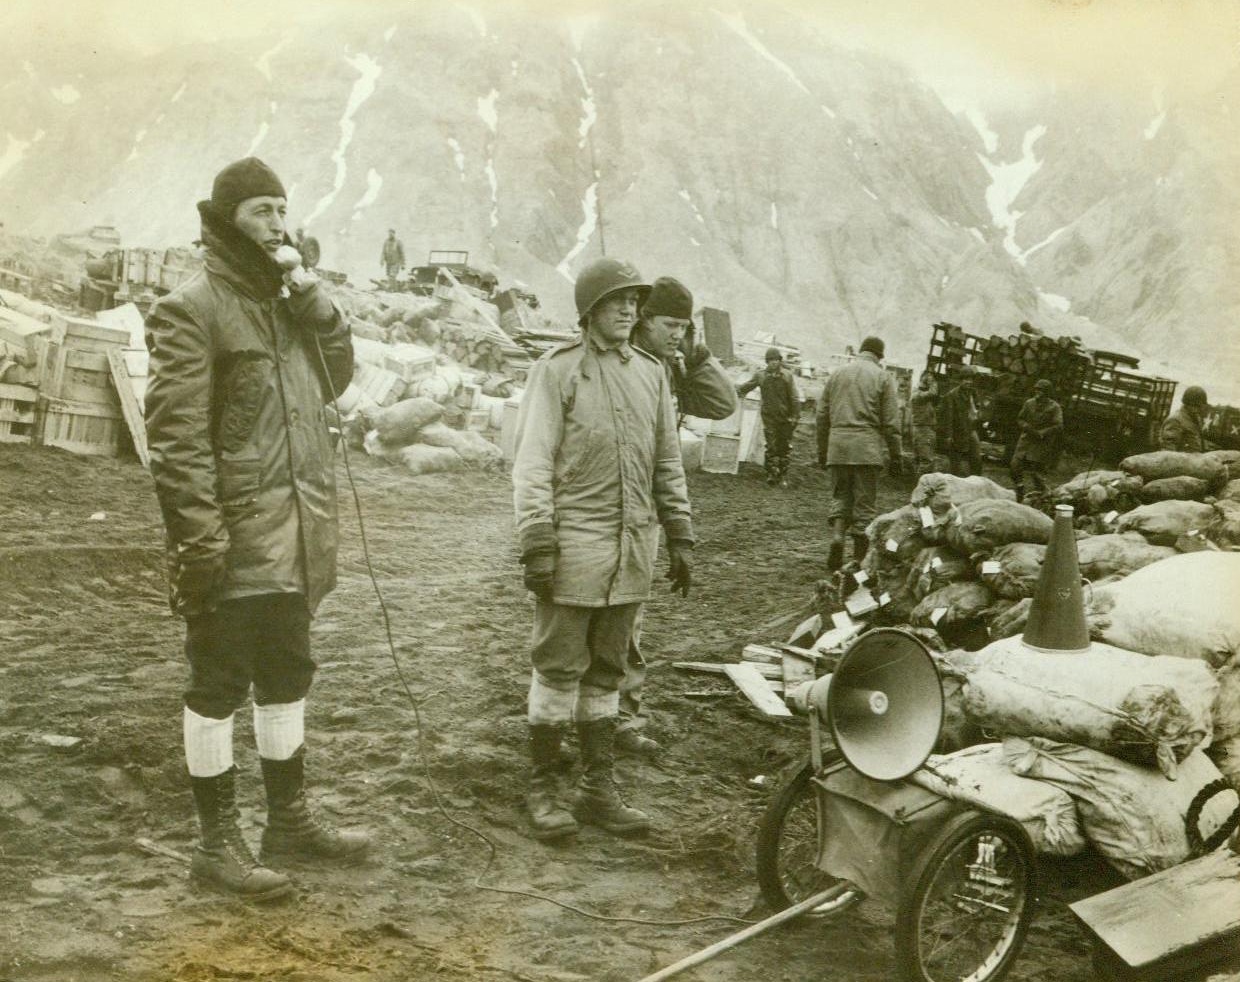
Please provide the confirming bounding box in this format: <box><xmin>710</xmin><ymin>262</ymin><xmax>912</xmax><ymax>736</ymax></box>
<box><xmin>1</xmin><ymin>3</ymin><xmax>1235</xmax><ymax>389</ymax></box>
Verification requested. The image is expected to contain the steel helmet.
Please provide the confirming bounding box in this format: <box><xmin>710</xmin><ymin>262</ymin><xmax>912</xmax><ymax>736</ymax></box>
<box><xmin>574</xmin><ymin>258</ymin><xmax>649</xmax><ymax>325</ymax></box>
<box><xmin>1183</xmin><ymin>385</ymin><xmax>1209</xmax><ymax>408</ymax></box>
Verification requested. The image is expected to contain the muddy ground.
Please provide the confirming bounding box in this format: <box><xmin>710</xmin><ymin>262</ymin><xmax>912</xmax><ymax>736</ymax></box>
<box><xmin>0</xmin><ymin>429</ymin><xmax>1226</xmax><ymax>982</ymax></box>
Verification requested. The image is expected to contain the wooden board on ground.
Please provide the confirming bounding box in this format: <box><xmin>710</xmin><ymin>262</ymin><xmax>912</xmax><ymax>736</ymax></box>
<box><xmin>741</xmin><ymin>643</ymin><xmax>783</xmax><ymax>665</ymax></box>
<box><xmin>1070</xmin><ymin>847</ymin><xmax>1240</xmax><ymax>979</ymax></box>
<box><xmin>106</xmin><ymin>348</ymin><xmax>149</xmax><ymax>467</ymax></box>
<box><xmin>782</xmin><ymin>650</ymin><xmax>817</xmax><ymax>692</ymax></box>
<box><xmin>674</xmin><ymin>661</ymin><xmax>782</xmax><ymax>680</ymax></box>
<box><xmin>788</xmin><ymin>612</ymin><xmax>822</xmax><ymax>646</ymax></box>
<box><xmin>724</xmin><ymin>663</ymin><xmax>793</xmax><ymax>717</ymax></box>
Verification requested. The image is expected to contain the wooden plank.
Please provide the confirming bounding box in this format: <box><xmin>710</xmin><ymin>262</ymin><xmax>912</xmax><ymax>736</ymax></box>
<box><xmin>724</xmin><ymin>663</ymin><xmax>793</xmax><ymax>717</ymax></box>
<box><xmin>781</xmin><ymin>650</ymin><xmax>817</xmax><ymax>692</ymax></box>
<box><xmin>106</xmin><ymin>348</ymin><xmax>149</xmax><ymax>467</ymax></box>
<box><xmin>673</xmin><ymin>661</ymin><xmax>782</xmax><ymax>680</ymax></box>
<box><xmin>787</xmin><ymin>612</ymin><xmax>822</xmax><ymax>646</ymax></box>
<box><xmin>741</xmin><ymin>643</ymin><xmax>783</xmax><ymax>665</ymax></box>
<box><xmin>1070</xmin><ymin>848</ymin><xmax>1240</xmax><ymax>971</ymax></box>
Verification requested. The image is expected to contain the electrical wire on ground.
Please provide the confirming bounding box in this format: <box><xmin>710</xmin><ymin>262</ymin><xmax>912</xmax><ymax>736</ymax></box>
<box><xmin>312</xmin><ymin>328</ymin><xmax>754</xmax><ymax>929</ymax></box>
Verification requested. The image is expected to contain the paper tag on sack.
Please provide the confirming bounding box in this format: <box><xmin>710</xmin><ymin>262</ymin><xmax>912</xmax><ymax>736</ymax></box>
<box><xmin>878</xmin><ymin>592</ymin><xmax>891</xmax><ymax>606</ymax></box>
<box><xmin>918</xmin><ymin>506</ymin><xmax>934</xmax><ymax>528</ymax></box>
<box><xmin>885</xmin><ymin>538</ymin><xmax>899</xmax><ymax>553</ymax></box>
<box><xmin>981</xmin><ymin>560</ymin><xmax>1001</xmax><ymax>574</ymax></box>
<box><xmin>1187</xmin><ymin>528</ymin><xmax>1200</xmax><ymax>537</ymax></box>
<box><xmin>831</xmin><ymin>611</ymin><xmax>854</xmax><ymax>630</ymax></box>
<box><xmin>930</xmin><ymin>607</ymin><xmax>947</xmax><ymax>625</ymax></box>
<box><xmin>1103</xmin><ymin>510</ymin><xmax>1119</xmax><ymax>524</ymax></box>
<box><xmin>930</xmin><ymin>556</ymin><xmax>943</xmax><ymax>570</ymax></box>
<box><xmin>853</xmin><ymin>569</ymin><xmax>868</xmax><ymax>585</ymax></box>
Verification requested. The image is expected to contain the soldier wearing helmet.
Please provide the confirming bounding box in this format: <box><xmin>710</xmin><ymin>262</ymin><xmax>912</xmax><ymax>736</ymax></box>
<box><xmin>511</xmin><ymin>257</ymin><xmax>694</xmax><ymax>842</ymax></box>
<box><xmin>1159</xmin><ymin>386</ymin><xmax>1209</xmax><ymax>453</ymax></box>
<box><xmin>1010</xmin><ymin>378</ymin><xmax>1063</xmax><ymax>503</ymax></box>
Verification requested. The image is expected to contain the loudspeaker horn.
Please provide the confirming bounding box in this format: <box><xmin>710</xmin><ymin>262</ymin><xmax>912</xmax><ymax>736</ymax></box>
<box><xmin>828</xmin><ymin>628</ymin><xmax>943</xmax><ymax>782</ymax></box>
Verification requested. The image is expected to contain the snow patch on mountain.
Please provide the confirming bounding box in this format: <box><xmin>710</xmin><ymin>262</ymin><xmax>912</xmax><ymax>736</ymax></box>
<box><xmin>446</xmin><ymin>138</ymin><xmax>465</xmax><ymax>179</ymax></box>
<box><xmin>770</xmin><ymin>202</ymin><xmax>778</xmax><ymax>229</ymax></box>
<box><xmin>1022</xmin><ymin>225</ymin><xmax>1066</xmax><ymax>262</ymax></box>
<box><xmin>714</xmin><ymin>10</ymin><xmax>810</xmax><ymax>96</ymax></box>
<box><xmin>678</xmin><ymin>189</ymin><xmax>705</xmax><ymax>225</ymax></box>
<box><xmin>256</xmin><ymin>38</ymin><xmax>290</xmax><ymax>82</ymax></box>
<box><xmin>353</xmin><ymin>168</ymin><xmax>383</xmax><ymax>217</ymax></box>
<box><xmin>863</xmin><ymin>186</ymin><xmax>878</xmax><ymax>200</ymax></box>
<box><xmin>1038</xmin><ymin>291</ymin><xmax>1071</xmax><ymax>312</ymax></box>
<box><xmin>485</xmin><ymin>159</ymin><xmax>499</xmax><ymax>230</ymax></box>
<box><xmin>557</xmin><ymin>182</ymin><xmax>599</xmax><ymax>280</ymax></box>
<box><xmin>571</xmin><ymin>59</ymin><xmax>597</xmax><ymax>149</ymax></box>
<box><xmin>384</xmin><ymin>25</ymin><xmax>396</xmax><ymax>42</ymax></box>
<box><xmin>126</xmin><ymin>129</ymin><xmax>148</xmax><ymax>162</ymax></box>
<box><xmin>477</xmin><ymin>89</ymin><xmax>498</xmax><ymax>133</ymax></box>
<box><xmin>50</xmin><ymin>85</ymin><xmax>80</xmax><ymax>105</ymax></box>
<box><xmin>245</xmin><ymin>122</ymin><xmax>269</xmax><ymax>156</ymax></box>
<box><xmin>961</xmin><ymin>106</ymin><xmax>998</xmax><ymax>154</ymax></box>
<box><xmin>304</xmin><ymin>52</ymin><xmax>381</xmax><ymax>226</ymax></box>
<box><xmin>1144</xmin><ymin>112</ymin><xmax>1166</xmax><ymax>140</ymax></box>
<box><xmin>0</xmin><ymin>131</ymin><xmax>43</xmax><ymax>183</ymax></box>
<box><xmin>459</xmin><ymin>5</ymin><xmax>487</xmax><ymax>37</ymax></box>
<box><xmin>979</xmin><ymin>124</ymin><xmax>1047</xmax><ymax>261</ymax></box>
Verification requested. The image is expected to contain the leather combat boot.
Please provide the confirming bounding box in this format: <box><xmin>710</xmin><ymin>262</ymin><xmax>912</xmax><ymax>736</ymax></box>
<box><xmin>259</xmin><ymin>747</ymin><xmax>371</xmax><ymax>863</ymax></box>
<box><xmin>527</xmin><ymin>724</ymin><xmax>578</xmax><ymax>841</ymax></box>
<box><xmin>190</xmin><ymin>767</ymin><xmax>293</xmax><ymax>901</ymax></box>
<box><xmin>573</xmin><ymin>718</ymin><xmax>651</xmax><ymax>835</ymax></box>
<box><xmin>826</xmin><ymin>519</ymin><xmax>846</xmax><ymax>572</ymax></box>
<box><xmin>615</xmin><ymin>726</ymin><xmax>660</xmax><ymax>756</ymax></box>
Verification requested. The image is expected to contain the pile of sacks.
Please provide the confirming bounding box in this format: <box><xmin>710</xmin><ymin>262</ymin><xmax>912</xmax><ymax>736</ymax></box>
<box><xmin>920</xmin><ymin>552</ymin><xmax>1240</xmax><ymax>880</ymax></box>
<box><xmin>350</xmin><ymin>395</ymin><xmax>503</xmax><ymax>475</ymax></box>
<box><xmin>1053</xmin><ymin>449</ymin><xmax>1240</xmax><ymax>548</ymax></box>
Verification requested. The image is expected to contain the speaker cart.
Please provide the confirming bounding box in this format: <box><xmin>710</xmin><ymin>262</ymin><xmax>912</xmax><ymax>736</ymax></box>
<box><xmin>758</xmin><ymin>629</ymin><xmax>1037</xmax><ymax>982</ymax></box>
<box><xmin>639</xmin><ymin>628</ymin><xmax>1039</xmax><ymax>982</ymax></box>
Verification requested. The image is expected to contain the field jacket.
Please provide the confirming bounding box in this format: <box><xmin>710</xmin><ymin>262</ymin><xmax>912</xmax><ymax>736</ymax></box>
<box><xmin>1158</xmin><ymin>407</ymin><xmax>1205</xmax><ymax>453</ymax></box>
<box><xmin>512</xmin><ymin>335</ymin><xmax>693</xmax><ymax>607</ymax></box>
<box><xmin>738</xmin><ymin>364</ymin><xmax>800</xmax><ymax>423</ymax></box>
<box><xmin>819</xmin><ymin>352</ymin><xmax>902</xmax><ymax>465</ymax></box>
<box><xmin>145</xmin><ymin>206</ymin><xmax>354</xmax><ymax>615</ymax></box>
<box><xmin>1013</xmin><ymin>396</ymin><xmax>1063</xmax><ymax>466</ymax></box>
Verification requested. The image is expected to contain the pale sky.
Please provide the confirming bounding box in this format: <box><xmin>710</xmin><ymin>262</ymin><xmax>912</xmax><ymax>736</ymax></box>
<box><xmin>4</xmin><ymin>0</ymin><xmax>1237</xmax><ymax>114</ymax></box>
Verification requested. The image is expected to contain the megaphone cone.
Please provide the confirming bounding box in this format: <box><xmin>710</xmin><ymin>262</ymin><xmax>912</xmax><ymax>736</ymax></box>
<box><xmin>828</xmin><ymin>629</ymin><xmax>943</xmax><ymax>781</ymax></box>
<box><xmin>1022</xmin><ymin>503</ymin><xmax>1090</xmax><ymax>653</ymax></box>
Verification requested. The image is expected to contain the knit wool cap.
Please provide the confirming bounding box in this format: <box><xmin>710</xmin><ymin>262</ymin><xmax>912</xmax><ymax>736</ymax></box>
<box><xmin>643</xmin><ymin>277</ymin><xmax>694</xmax><ymax>320</ymax></box>
<box><xmin>210</xmin><ymin>157</ymin><xmax>287</xmax><ymax>219</ymax></box>
<box><xmin>860</xmin><ymin>336</ymin><xmax>885</xmax><ymax>358</ymax></box>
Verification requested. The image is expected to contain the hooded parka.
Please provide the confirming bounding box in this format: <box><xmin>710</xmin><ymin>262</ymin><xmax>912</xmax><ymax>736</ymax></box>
<box><xmin>144</xmin><ymin>203</ymin><xmax>354</xmax><ymax>616</ymax></box>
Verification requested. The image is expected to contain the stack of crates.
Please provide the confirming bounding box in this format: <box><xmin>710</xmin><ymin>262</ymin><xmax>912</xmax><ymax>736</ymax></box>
<box><xmin>37</xmin><ymin>314</ymin><xmax>129</xmax><ymax>457</ymax></box>
<box><xmin>0</xmin><ymin>383</ymin><xmax>37</xmax><ymax>444</ymax></box>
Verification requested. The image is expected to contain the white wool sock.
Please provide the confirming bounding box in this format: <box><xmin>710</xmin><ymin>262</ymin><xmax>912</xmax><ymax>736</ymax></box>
<box><xmin>528</xmin><ymin>673</ymin><xmax>577</xmax><ymax>725</ymax></box>
<box><xmin>183</xmin><ymin>707</ymin><xmax>235</xmax><ymax>778</ymax></box>
<box><xmin>575</xmin><ymin>685</ymin><xmax>620</xmax><ymax>723</ymax></box>
<box><xmin>253</xmin><ymin>699</ymin><xmax>305</xmax><ymax>761</ymax></box>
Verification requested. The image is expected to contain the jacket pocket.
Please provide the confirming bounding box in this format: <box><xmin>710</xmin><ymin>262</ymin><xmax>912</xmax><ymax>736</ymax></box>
<box><xmin>217</xmin><ymin>455</ymin><xmax>262</xmax><ymax>515</ymax></box>
<box><xmin>216</xmin><ymin>353</ymin><xmax>272</xmax><ymax>453</ymax></box>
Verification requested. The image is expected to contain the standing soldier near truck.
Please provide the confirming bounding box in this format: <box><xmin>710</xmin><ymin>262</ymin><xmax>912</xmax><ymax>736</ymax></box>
<box><xmin>1159</xmin><ymin>386</ymin><xmax>1209</xmax><ymax>453</ymax></box>
<box><xmin>380</xmin><ymin>229</ymin><xmax>405</xmax><ymax>285</ymax></box>
<box><xmin>907</xmin><ymin>372</ymin><xmax>939</xmax><ymax>478</ymax></box>
<box><xmin>1010</xmin><ymin>378</ymin><xmax>1063</xmax><ymax>503</ymax></box>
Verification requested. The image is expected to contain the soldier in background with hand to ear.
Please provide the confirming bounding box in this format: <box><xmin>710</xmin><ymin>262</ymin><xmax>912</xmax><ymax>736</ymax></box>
<box><xmin>145</xmin><ymin>157</ymin><xmax>364</xmax><ymax>902</ymax></box>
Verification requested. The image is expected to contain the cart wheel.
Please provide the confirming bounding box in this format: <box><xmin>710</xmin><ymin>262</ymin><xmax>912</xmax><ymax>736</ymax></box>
<box><xmin>755</xmin><ymin>756</ymin><xmax>855</xmax><ymax>912</ymax></box>
<box><xmin>895</xmin><ymin>810</ymin><xmax>1037</xmax><ymax>982</ymax></box>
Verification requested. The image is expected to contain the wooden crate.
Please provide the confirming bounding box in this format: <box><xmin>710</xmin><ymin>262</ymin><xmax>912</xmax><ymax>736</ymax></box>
<box><xmin>700</xmin><ymin>433</ymin><xmax>742</xmax><ymax>474</ymax></box>
<box><xmin>51</xmin><ymin>313</ymin><xmax>130</xmax><ymax>351</ymax></box>
<box><xmin>353</xmin><ymin>361</ymin><xmax>406</xmax><ymax>408</ymax></box>
<box><xmin>700</xmin><ymin>307</ymin><xmax>734</xmax><ymax>363</ymax></box>
<box><xmin>0</xmin><ymin>383</ymin><xmax>37</xmax><ymax>444</ymax></box>
<box><xmin>465</xmin><ymin>408</ymin><xmax>491</xmax><ymax>432</ymax></box>
<box><xmin>38</xmin><ymin>396</ymin><xmax>122</xmax><ymax>457</ymax></box>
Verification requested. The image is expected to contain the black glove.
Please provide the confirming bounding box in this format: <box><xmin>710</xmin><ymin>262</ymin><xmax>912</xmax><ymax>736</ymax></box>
<box><xmin>175</xmin><ymin>554</ymin><xmax>227</xmax><ymax>618</ymax></box>
<box><xmin>665</xmin><ymin>540</ymin><xmax>694</xmax><ymax>598</ymax></box>
<box><xmin>521</xmin><ymin>550</ymin><xmax>556</xmax><ymax>600</ymax></box>
<box><xmin>684</xmin><ymin>343</ymin><xmax>712</xmax><ymax>369</ymax></box>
